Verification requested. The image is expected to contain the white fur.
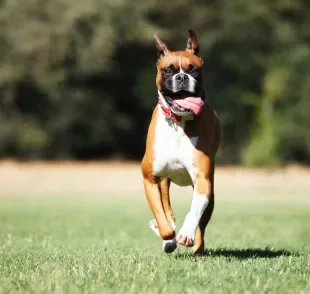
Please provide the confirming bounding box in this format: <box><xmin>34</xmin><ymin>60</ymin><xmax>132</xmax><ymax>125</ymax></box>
<box><xmin>149</xmin><ymin>217</ymin><xmax>177</xmax><ymax>253</ymax></box>
<box><xmin>179</xmin><ymin>57</ymin><xmax>184</xmax><ymax>73</ymax></box>
<box><xmin>172</xmin><ymin>75</ymin><xmax>178</xmax><ymax>93</ymax></box>
<box><xmin>158</xmin><ymin>90</ymin><xmax>170</xmax><ymax>108</ymax></box>
<box><xmin>153</xmin><ymin>108</ymin><xmax>198</xmax><ymax>186</ymax></box>
<box><xmin>153</xmin><ymin>107</ymin><xmax>209</xmax><ymax>249</ymax></box>
<box><xmin>177</xmin><ymin>191</ymin><xmax>209</xmax><ymax>243</ymax></box>
<box><xmin>188</xmin><ymin>75</ymin><xmax>196</xmax><ymax>93</ymax></box>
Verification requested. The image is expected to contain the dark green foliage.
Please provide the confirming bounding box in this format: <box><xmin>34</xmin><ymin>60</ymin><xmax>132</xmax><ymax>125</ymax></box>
<box><xmin>0</xmin><ymin>0</ymin><xmax>309</xmax><ymax>164</ymax></box>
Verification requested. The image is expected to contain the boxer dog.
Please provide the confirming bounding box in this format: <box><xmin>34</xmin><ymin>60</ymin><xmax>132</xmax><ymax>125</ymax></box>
<box><xmin>141</xmin><ymin>30</ymin><xmax>222</xmax><ymax>254</ymax></box>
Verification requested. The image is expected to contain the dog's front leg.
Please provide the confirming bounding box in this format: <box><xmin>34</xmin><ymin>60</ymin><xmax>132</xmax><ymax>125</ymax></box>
<box><xmin>176</xmin><ymin>170</ymin><xmax>213</xmax><ymax>248</ymax></box>
<box><xmin>159</xmin><ymin>178</ymin><xmax>176</xmax><ymax>228</ymax></box>
<box><xmin>193</xmin><ymin>162</ymin><xmax>215</xmax><ymax>254</ymax></box>
<box><xmin>143</xmin><ymin>177</ymin><xmax>177</xmax><ymax>253</ymax></box>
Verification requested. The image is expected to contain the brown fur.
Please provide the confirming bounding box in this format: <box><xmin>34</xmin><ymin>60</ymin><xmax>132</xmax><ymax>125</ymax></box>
<box><xmin>156</xmin><ymin>52</ymin><xmax>204</xmax><ymax>90</ymax></box>
<box><xmin>141</xmin><ymin>30</ymin><xmax>222</xmax><ymax>253</ymax></box>
<box><xmin>141</xmin><ymin>107</ymin><xmax>176</xmax><ymax>240</ymax></box>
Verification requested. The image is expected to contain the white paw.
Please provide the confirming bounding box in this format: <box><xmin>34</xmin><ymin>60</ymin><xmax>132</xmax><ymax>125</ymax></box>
<box><xmin>176</xmin><ymin>214</ymin><xmax>198</xmax><ymax>247</ymax></box>
<box><xmin>162</xmin><ymin>239</ymin><xmax>177</xmax><ymax>253</ymax></box>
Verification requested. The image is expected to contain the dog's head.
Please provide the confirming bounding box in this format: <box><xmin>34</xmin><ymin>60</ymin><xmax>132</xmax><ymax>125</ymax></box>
<box><xmin>155</xmin><ymin>30</ymin><xmax>204</xmax><ymax>99</ymax></box>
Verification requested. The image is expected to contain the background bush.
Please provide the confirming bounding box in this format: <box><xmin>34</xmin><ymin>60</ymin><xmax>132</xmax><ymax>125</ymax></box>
<box><xmin>0</xmin><ymin>0</ymin><xmax>309</xmax><ymax>165</ymax></box>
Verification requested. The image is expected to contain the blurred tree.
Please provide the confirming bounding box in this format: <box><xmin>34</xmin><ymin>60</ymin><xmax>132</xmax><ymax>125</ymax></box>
<box><xmin>0</xmin><ymin>0</ymin><xmax>309</xmax><ymax>165</ymax></box>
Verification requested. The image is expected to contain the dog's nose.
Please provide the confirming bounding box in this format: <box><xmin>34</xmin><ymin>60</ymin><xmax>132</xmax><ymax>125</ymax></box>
<box><xmin>175</xmin><ymin>73</ymin><xmax>189</xmax><ymax>84</ymax></box>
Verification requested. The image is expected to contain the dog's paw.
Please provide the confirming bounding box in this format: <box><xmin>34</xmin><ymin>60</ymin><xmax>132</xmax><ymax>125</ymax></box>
<box><xmin>192</xmin><ymin>243</ymin><xmax>205</xmax><ymax>255</ymax></box>
<box><xmin>176</xmin><ymin>234</ymin><xmax>194</xmax><ymax>247</ymax></box>
<box><xmin>162</xmin><ymin>239</ymin><xmax>177</xmax><ymax>253</ymax></box>
<box><xmin>176</xmin><ymin>214</ymin><xmax>197</xmax><ymax>247</ymax></box>
<box><xmin>149</xmin><ymin>219</ymin><xmax>176</xmax><ymax>237</ymax></box>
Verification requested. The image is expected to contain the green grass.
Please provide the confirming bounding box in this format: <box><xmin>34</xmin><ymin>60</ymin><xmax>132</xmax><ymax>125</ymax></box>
<box><xmin>0</xmin><ymin>195</ymin><xmax>310</xmax><ymax>294</ymax></box>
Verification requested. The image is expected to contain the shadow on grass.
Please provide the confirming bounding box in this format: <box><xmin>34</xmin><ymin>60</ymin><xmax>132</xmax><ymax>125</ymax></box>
<box><xmin>174</xmin><ymin>248</ymin><xmax>294</xmax><ymax>259</ymax></box>
<box><xmin>203</xmin><ymin>248</ymin><xmax>293</xmax><ymax>259</ymax></box>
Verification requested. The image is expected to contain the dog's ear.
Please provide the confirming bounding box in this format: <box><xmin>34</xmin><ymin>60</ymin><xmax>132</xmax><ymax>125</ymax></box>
<box><xmin>186</xmin><ymin>29</ymin><xmax>199</xmax><ymax>55</ymax></box>
<box><xmin>154</xmin><ymin>33</ymin><xmax>169</xmax><ymax>59</ymax></box>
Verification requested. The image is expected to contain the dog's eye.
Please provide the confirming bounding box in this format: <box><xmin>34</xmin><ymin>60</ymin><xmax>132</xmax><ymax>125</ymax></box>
<box><xmin>190</xmin><ymin>67</ymin><xmax>200</xmax><ymax>77</ymax></box>
<box><xmin>163</xmin><ymin>68</ymin><xmax>173</xmax><ymax>76</ymax></box>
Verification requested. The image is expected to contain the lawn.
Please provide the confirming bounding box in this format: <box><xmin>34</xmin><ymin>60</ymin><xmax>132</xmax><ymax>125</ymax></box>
<box><xmin>1</xmin><ymin>193</ymin><xmax>310</xmax><ymax>294</ymax></box>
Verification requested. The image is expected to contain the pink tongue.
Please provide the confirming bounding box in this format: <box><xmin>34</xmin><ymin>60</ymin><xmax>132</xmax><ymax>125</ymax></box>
<box><xmin>172</xmin><ymin>97</ymin><xmax>204</xmax><ymax>115</ymax></box>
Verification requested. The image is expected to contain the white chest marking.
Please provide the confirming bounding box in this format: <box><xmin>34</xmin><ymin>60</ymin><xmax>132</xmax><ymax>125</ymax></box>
<box><xmin>153</xmin><ymin>110</ymin><xmax>198</xmax><ymax>186</ymax></box>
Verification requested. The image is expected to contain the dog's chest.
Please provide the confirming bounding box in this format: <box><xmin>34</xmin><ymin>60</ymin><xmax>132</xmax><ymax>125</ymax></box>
<box><xmin>153</xmin><ymin>112</ymin><xmax>198</xmax><ymax>186</ymax></box>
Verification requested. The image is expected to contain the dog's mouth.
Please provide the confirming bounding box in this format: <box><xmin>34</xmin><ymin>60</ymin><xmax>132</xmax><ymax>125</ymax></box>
<box><xmin>163</xmin><ymin>91</ymin><xmax>205</xmax><ymax>116</ymax></box>
<box><xmin>164</xmin><ymin>96</ymin><xmax>191</xmax><ymax>116</ymax></box>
